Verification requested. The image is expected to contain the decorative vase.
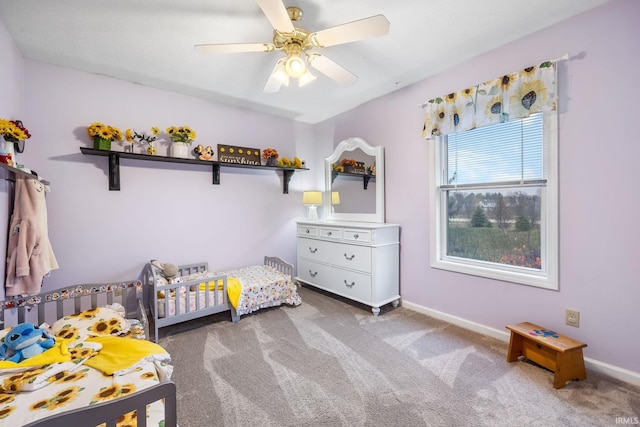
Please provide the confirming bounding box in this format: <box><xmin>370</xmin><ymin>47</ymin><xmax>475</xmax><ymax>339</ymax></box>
<box><xmin>93</xmin><ymin>136</ymin><xmax>112</xmax><ymax>150</ymax></box>
<box><xmin>2</xmin><ymin>136</ymin><xmax>15</xmax><ymax>157</ymax></box>
<box><xmin>265</xmin><ymin>157</ymin><xmax>277</xmax><ymax>167</ymax></box>
<box><xmin>170</xmin><ymin>142</ymin><xmax>189</xmax><ymax>158</ymax></box>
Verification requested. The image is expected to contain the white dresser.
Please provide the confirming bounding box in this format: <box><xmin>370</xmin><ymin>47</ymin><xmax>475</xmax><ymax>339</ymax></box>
<box><xmin>296</xmin><ymin>220</ymin><xmax>400</xmax><ymax>315</ymax></box>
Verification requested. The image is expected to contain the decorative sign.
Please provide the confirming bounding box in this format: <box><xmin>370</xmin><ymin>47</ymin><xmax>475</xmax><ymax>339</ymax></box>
<box><xmin>217</xmin><ymin>144</ymin><xmax>261</xmax><ymax>165</ymax></box>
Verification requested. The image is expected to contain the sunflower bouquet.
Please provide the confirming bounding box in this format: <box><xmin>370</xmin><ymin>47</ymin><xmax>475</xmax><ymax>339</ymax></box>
<box><xmin>0</xmin><ymin>119</ymin><xmax>31</xmax><ymax>143</ymax></box>
<box><xmin>87</xmin><ymin>122</ymin><xmax>123</xmax><ymax>150</ymax></box>
<box><xmin>166</xmin><ymin>126</ymin><xmax>196</xmax><ymax>144</ymax></box>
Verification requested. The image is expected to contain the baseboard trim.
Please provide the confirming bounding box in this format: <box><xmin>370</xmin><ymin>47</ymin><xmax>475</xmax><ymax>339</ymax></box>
<box><xmin>402</xmin><ymin>300</ymin><xmax>640</xmax><ymax>387</ymax></box>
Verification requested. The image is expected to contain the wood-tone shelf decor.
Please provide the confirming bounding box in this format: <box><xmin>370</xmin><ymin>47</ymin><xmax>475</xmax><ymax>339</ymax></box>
<box><xmin>80</xmin><ymin>148</ymin><xmax>307</xmax><ymax>193</ymax></box>
<box><xmin>331</xmin><ymin>170</ymin><xmax>375</xmax><ymax>190</ymax></box>
<box><xmin>0</xmin><ymin>161</ymin><xmax>50</xmax><ymax>185</ymax></box>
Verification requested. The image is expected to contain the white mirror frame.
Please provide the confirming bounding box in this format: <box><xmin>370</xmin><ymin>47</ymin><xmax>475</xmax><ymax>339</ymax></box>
<box><xmin>324</xmin><ymin>137</ymin><xmax>385</xmax><ymax>223</ymax></box>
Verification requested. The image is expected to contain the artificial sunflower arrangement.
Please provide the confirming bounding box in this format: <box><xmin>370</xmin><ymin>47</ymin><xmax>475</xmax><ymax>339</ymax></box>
<box><xmin>340</xmin><ymin>158</ymin><xmax>357</xmax><ymax>167</ymax></box>
<box><xmin>332</xmin><ymin>162</ymin><xmax>344</xmax><ymax>173</ymax></box>
<box><xmin>125</xmin><ymin>127</ymin><xmax>160</xmax><ymax>154</ymax></box>
<box><xmin>87</xmin><ymin>122</ymin><xmax>123</xmax><ymax>150</ymax></box>
<box><xmin>166</xmin><ymin>126</ymin><xmax>196</xmax><ymax>144</ymax></box>
<box><xmin>276</xmin><ymin>156</ymin><xmax>304</xmax><ymax>168</ymax></box>
<box><xmin>0</xmin><ymin>119</ymin><xmax>31</xmax><ymax>143</ymax></box>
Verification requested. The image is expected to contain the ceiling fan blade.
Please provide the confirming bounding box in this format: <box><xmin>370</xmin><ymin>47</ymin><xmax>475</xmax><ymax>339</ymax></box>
<box><xmin>256</xmin><ymin>0</ymin><xmax>295</xmax><ymax>34</ymax></box>
<box><xmin>307</xmin><ymin>53</ymin><xmax>358</xmax><ymax>86</ymax></box>
<box><xmin>194</xmin><ymin>42</ymin><xmax>275</xmax><ymax>54</ymax></box>
<box><xmin>263</xmin><ymin>59</ymin><xmax>288</xmax><ymax>93</ymax></box>
<box><xmin>311</xmin><ymin>15</ymin><xmax>390</xmax><ymax>48</ymax></box>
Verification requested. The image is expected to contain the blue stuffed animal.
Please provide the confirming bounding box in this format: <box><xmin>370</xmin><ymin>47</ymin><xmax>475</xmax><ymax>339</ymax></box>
<box><xmin>0</xmin><ymin>323</ymin><xmax>56</xmax><ymax>363</ymax></box>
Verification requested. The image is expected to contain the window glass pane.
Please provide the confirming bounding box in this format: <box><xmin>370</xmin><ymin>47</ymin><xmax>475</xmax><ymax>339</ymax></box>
<box><xmin>446</xmin><ymin>113</ymin><xmax>544</xmax><ymax>185</ymax></box>
<box><xmin>446</xmin><ymin>187</ymin><xmax>542</xmax><ymax>270</ymax></box>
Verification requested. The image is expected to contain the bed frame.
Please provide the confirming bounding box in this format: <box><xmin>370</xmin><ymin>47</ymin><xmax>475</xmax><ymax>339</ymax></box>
<box><xmin>0</xmin><ymin>281</ymin><xmax>177</xmax><ymax>427</ymax></box>
<box><xmin>142</xmin><ymin>256</ymin><xmax>296</xmax><ymax>342</ymax></box>
<box><xmin>142</xmin><ymin>261</ymin><xmax>233</xmax><ymax>343</ymax></box>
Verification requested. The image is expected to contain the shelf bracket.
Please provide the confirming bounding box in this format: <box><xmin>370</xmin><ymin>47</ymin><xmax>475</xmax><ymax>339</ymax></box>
<box><xmin>363</xmin><ymin>175</ymin><xmax>371</xmax><ymax>190</ymax></box>
<box><xmin>108</xmin><ymin>152</ymin><xmax>121</xmax><ymax>191</ymax></box>
<box><xmin>212</xmin><ymin>163</ymin><xmax>220</xmax><ymax>185</ymax></box>
<box><xmin>283</xmin><ymin>170</ymin><xmax>294</xmax><ymax>194</ymax></box>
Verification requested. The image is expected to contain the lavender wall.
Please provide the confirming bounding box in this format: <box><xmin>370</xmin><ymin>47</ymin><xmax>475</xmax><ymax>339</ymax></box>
<box><xmin>326</xmin><ymin>0</ymin><xmax>640</xmax><ymax>375</ymax></box>
<box><xmin>0</xmin><ymin>58</ymin><xmax>322</xmax><ymax>299</ymax></box>
<box><xmin>1</xmin><ymin>0</ymin><xmax>638</xmax><ymax>377</ymax></box>
<box><xmin>0</xmin><ymin>21</ymin><xmax>25</xmax><ymax>295</ymax></box>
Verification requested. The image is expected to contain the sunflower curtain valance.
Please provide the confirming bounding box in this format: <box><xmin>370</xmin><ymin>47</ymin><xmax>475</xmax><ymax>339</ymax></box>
<box><xmin>421</xmin><ymin>60</ymin><xmax>557</xmax><ymax>140</ymax></box>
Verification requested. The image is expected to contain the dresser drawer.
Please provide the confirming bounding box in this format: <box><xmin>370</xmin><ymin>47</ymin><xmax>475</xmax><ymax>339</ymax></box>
<box><xmin>297</xmin><ymin>237</ymin><xmax>333</xmax><ymax>264</ymax></box>
<box><xmin>331</xmin><ymin>243</ymin><xmax>372</xmax><ymax>272</ymax></box>
<box><xmin>298</xmin><ymin>259</ymin><xmax>372</xmax><ymax>303</ymax></box>
<box><xmin>343</xmin><ymin>229</ymin><xmax>371</xmax><ymax>244</ymax></box>
<box><xmin>327</xmin><ymin>269</ymin><xmax>372</xmax><ymax>303</ymax></box>
<box><xmin>318</xmin><ymin>226</ymin><xmax>341</xmax><ymax>240</ymax></box>
<box><xmin>297</xmin><ymin>258</ymin><xmax>332</xmax><ymax>285</ymax></box>
<box><xmin>298</xmin><ymin>224</ymin><xmax>318</xmax><ymax>237</ymax></box>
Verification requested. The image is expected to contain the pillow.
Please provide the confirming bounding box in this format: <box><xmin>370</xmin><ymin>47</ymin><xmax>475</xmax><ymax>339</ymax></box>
<box><xmin>49</xmin><ymin>307</ymin><xmax>131</xmax><ymax>341</ymax></box>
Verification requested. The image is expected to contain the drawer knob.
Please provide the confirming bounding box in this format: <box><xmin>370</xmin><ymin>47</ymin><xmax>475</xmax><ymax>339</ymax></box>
<box><xmin>327</xmin><ymin>231</ymin><xmax>332</xmax><ymax>236</ymax></box>
<box><xmin>305</xmin><ymin>228</ymin><xmax>310</xmax><ymax>234</ymax></box>
<box><xmin>309</xmin><ymin>270</ymin><xmax>318</xmax><ymax>277</ymax></box>
<box><xmin>344</xmin><ymin>280</ymin><xmax>355</xmax><ymax>288</ymax></box>
<box><xmin>309</xmin><ymin>247</ymin><xmax>318</xmax><ymax>254</ymax></box>
<box><xmin>354</xmin><ymin>234</ymin><xmax>359</xmax><ymax>239</ymax></box>
<box><xmin>344</xmin><ymin>253</ymin><xmax>355</xmax><ymax>261</ymax></box>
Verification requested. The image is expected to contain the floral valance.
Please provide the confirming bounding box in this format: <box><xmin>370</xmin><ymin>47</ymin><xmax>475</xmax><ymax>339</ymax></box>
<box><xmin>421</xmin><ymin>60</ymin><xmax>557</xmax><ymax>140</ymax></box>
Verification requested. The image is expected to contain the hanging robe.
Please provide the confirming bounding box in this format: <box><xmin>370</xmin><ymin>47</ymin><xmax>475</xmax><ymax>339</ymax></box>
<box><xmin>5</xmin><ymin>176</ymin><xmax>58</xmax><ymax>296</ymax></box>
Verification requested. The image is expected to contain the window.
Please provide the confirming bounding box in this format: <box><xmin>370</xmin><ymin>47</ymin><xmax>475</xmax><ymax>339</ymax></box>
<box><xmin>429</xmin><ymin>111</ymin><xmax>558</xmax><ymax>289</ymax></box>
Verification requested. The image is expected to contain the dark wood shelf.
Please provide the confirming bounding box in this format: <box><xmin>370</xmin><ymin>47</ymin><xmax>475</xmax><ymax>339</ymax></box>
<box><xmin>331</xmin><ymin>170</ymin><xmax>375</xmax><ymax>190</ymax></box>
<box><xmin>80</xmin><ymin>147</ymin><xmax>307</xmax><ymax>193</ymax></box>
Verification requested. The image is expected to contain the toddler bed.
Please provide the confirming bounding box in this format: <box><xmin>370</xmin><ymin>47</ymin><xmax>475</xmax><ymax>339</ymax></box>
<box><xmin>143</xmin><ymin>256</ymin><xmax>301</xmax><ymax>342</ymax></box>
<box><xmin>0</xmin><ymin>281</ymin><xmax>177</xmax><ymax>427</ymax></box>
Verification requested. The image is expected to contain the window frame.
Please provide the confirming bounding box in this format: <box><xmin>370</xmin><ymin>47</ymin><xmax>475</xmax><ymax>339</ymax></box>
<box><xmin>428</xmin><ymin>112</ymin><xmax>559</xmax><ymax>290</ymax></box>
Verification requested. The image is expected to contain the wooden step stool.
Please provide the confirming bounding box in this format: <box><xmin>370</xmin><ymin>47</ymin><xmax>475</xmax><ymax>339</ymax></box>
<box><xmin>506</xmin><ymin>322</ymin><xmax>587</xmax><ymax>389</ymax></box>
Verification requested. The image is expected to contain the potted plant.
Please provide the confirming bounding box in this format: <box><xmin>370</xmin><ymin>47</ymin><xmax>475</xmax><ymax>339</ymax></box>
<box><xmin>86</xmin><ymin>122</ymin><xmax>123</xmax><ymax>150</ymax></box>
<box><xmin>262</xmin><ymin>148</ymin><xmax>279</xmax><ymax>166</ymax></box>
<box><xmin>166</xmin><ymin>126</ymin><xmax>196</xmax><ymax>158</ymax></box>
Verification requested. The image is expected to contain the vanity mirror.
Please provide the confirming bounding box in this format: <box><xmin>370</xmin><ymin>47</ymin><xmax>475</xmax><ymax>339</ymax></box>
<box><xmin>324</xmin><ymin>137</ymin><xmax>385</xmax><ymax>223</ymax></box>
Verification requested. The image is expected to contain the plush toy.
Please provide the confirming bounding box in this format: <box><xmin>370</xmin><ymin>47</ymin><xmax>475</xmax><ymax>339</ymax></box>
<box><xmin>151</xmin><ymin>260</ymin><xmax>179</xmax><ymax>282</ymax></box>
<box><xmin>0</xmin><ymin>323</ymin><xmax>56</xmax><ymax>363</ymax></box>
<box><xmin>194</xmin><ymin>144</ymin><xmax>214</xmax><ymax>161</ymax></box>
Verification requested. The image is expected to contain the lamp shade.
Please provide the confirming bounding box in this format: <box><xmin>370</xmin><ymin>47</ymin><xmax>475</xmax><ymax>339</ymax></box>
<box><xmin>302</xmin><ymin>191</ymin><xmax>322</xmax><ymax>205</ymax></box>
<box><xmin>331</xmin><ymin>191</ymin><xmax>340</xmax><ymax>205</ymax></box>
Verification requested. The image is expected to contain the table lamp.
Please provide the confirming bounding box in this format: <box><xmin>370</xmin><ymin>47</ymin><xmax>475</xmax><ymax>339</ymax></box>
<box><xmin>302</xmin><ymin>191</ymin><xmax>322</xmax><ymax>221</ymax></box>
<box><xmin>331</xmin><ymin>191</ymin><xmax>340</xmax><ymax>213</ymax></box>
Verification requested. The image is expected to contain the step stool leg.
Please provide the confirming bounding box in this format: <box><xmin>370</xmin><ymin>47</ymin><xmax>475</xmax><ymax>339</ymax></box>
<box><xmin>507</xmin><ymin>332</ymin><xmax>524</xmax><ymax>362</ymax></box>
<box><xmin>553</xmin><ymin>348</ymin><xmax>587</xmax><ymax>389</ymax></box>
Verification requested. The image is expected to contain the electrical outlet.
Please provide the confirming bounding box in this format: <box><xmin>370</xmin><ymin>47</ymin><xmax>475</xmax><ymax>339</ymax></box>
<box><xmin>565</xmin><ymin>309</ymin><xmax>580</xmax><ymax>327</ymax></box>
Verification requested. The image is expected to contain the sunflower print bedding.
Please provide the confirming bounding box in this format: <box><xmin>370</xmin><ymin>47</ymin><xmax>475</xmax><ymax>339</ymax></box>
<box><xmin>0</xmin><ymin>308</ymin><xmax>172</xmax><ymax>427</ymax></box>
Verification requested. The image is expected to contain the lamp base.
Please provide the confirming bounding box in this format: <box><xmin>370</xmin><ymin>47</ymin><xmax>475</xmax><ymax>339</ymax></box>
<box><xmin>307</xmin><ymin>205</ymin><xmax>319</xmax><ymax>221</ymax></box>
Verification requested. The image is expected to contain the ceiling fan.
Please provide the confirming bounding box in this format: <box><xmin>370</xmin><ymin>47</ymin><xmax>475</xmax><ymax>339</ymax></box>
<box><xmin>194</xmin><ymin>0</ymin><xmax>390</xmax><ymax>93</ymax></box>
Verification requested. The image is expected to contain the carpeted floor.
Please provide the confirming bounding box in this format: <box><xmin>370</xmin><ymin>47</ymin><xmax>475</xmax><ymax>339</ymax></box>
<box><xmin>159</xmin><ymin>286</ymin><xmax>640</xmax><ymax>427</ymax></box>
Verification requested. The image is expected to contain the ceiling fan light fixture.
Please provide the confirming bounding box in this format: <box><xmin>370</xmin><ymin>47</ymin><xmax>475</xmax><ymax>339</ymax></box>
<box><xmin>284</xmin><ymin>53</ymin><xmax>306</xmax><ymax>78</ymax></box>
<box><xmin>298</xmin><ymin>68</ymin><xmax>317</xmax><ymax>87</ymax></box>
<box><xmin>272</xmin><ymin>60</ymin><xmax>290</xmax><ymax>86</ymax></box>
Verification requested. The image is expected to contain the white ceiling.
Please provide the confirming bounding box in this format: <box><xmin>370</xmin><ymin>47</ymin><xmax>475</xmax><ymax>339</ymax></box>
<box><xmin>0</xmin><ymin>0</ymin><xmax>609</xmax><ymax>124</ymax></box>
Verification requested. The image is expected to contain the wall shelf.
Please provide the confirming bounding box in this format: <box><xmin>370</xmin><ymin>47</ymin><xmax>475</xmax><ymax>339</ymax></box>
<box><xmin>0</xmin><ymin>161</ymin><xmax>50</xmax><ymax>185</ymax></box>
<box><xmin>80</xmin><ymin>148</ymin><xmax>306</xmax><ymax>193</ymax></box>
<box><xmin>331</xmin><ymin>170</ymin><xmax>375</xmax><ymax>190</ymax></box>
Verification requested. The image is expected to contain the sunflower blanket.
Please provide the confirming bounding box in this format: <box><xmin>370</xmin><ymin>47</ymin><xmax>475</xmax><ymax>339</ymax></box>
<box><xmin>0</xmin><ymin>336</ymin><xmax>172</xmax><ymax>426</ymax></box>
